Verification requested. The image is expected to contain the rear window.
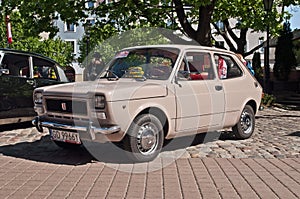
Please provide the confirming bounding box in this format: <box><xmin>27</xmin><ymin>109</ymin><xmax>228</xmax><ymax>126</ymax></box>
<box><xmin>214</xmin><ymin>54</ymin><xmax>243</xmax><ymax>79</ymax></box>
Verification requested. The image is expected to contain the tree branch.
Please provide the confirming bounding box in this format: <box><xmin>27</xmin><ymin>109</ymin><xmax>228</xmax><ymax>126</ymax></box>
<box><xmin>212</xmin><ymin>22</ymin><xmax>236</xmax><ymax>52</ymax></box>
<box><xmin>223</xmin><ymin>19</ymin><xmax>239</xmax><ymax>43</ymax></box>
<box><xmin>173</xmin><ymin>0</ymin><xmax>196</xmax><ymax>39</ymax></box>
<box><xmin>244</xmin><ymin>42</ymin><xmax>264</xmax><ymax>57</ymax></box>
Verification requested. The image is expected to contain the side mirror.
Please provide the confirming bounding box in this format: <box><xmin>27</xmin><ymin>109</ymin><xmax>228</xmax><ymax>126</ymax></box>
<box><xmin>0</xmin><ymin>69</ymin><xmax>9</xmax><ymax>76</ymax></box>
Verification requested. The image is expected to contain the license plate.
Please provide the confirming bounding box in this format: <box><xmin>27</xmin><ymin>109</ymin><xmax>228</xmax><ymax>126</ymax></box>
<box><xmin>50</xmin><ymin>129</ymin><xmax>81</xmax><ymax>144</ymax></box>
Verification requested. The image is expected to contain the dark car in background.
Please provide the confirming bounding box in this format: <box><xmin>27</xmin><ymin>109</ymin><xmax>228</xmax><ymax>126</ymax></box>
<box><xmin>0</xmin><ymin>48</ymin><xmax>68</xmax><ymax>125</ymax></box>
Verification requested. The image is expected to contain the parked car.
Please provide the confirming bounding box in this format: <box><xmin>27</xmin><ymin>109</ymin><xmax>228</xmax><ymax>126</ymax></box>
<box><xmin>0</xmin><ymin>48</ymin><xmax>68</xmax><ymax>125</ymax></box>
<box><xmin>33</xmin><ymin>45</ymin><xmax>262</xmax><ymax>162</ymax></box>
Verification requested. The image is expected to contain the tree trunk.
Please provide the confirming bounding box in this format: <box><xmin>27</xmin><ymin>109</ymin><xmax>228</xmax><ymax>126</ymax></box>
<box><xmin>174</xmin><ymin>0</ymin><xmax>216</xmax><ymax>46</ymax></box>
<box><xmin>195</xmin><ymin>3</ymin><xmax>215</xmax><ymax>46</ymax></box>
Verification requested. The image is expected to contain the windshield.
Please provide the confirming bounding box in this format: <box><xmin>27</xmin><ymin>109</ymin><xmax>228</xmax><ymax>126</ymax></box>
<box><xmin>101</xmin><ymin>47</ymin><xmax>180</xmax><ymax>80</ymax></box>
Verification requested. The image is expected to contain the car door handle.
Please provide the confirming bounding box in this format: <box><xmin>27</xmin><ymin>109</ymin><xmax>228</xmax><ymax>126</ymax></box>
<box><xmin>26</xmin><ymin>80</ymin><xmax>35</xmax><ymax>85</ymax></box>
<box><xmin>215</xmin><ymin>85</ymin><xmax>223</xmax><ymax>91</ymax></box>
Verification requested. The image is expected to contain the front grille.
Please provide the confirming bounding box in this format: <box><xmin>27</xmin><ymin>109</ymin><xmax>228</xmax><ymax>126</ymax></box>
<box><xmin>46</xmin><ymin>99</ymin><xmax>87</xmax><ymax>115</ymax></box>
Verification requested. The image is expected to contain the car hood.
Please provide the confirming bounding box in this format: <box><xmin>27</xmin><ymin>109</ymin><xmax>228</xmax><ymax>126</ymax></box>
<box><xmin>38</xmin><ymin>79</ymin><xmax>168</xmax><ymax>101</ymax></box>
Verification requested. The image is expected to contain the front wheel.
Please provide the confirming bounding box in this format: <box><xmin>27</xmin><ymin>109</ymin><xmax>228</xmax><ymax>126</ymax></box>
<box><xmin>124</xmin><ymin>114</ymin><xmax>164</xmax><ymax>162</ymax></box>
<box><xmin>232</xmin><ymin>105</ymin><xmax>255</xmax><ymax>139</ymax></box>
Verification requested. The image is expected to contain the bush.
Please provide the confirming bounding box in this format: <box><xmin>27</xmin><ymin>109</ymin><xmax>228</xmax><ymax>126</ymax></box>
<box><xmin>261</xmin><ymin>93</ymin><xmax>276</xmax><ymax>107</ymax></box>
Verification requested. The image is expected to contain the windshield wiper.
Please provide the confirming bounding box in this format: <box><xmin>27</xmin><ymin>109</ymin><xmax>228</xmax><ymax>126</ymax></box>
<box><xmin>100</xmin><ymin>70</ymin><xmax>119</xmax><ymax>81</ymax></box>
<box><xmin>135</xmin><ymin>75</ymin><xmax>147</xmax><ymax>81</ymax></box>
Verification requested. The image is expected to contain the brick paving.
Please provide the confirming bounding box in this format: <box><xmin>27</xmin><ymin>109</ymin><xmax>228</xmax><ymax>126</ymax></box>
<box><xmin>0</xmin><ymin>107</ymin><xmax>298</xmax><ymax>198</ymax></box>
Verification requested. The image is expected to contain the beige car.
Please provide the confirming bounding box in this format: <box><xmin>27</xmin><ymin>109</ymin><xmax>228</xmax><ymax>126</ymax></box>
<box><xmin>33</xmin><ymin>45</ymin><xmax>262</xmax><ymax>162</ymax></box>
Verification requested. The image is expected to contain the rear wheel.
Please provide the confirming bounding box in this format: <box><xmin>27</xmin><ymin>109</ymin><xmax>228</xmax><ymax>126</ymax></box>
<box><xmin>233</xmin><ymin>105</ymin><xmax>255</xmax><ymax>139</ymax></box>
<box><xmin>124</xmin><ymin>114</ymin><xmax>164</xmax><ymax>162</ymax></box>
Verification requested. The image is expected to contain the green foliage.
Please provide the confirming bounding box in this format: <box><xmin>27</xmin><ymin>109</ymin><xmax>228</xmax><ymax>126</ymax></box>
<box><xmin>261</xmin><ymin>93</ymin><xmax>276</xmax><ymax>107</ymax></box>
<box><xmin>79</xmin><ymin>28</ymin><xmax>174</xmax><ymax>67</ymax></box>
<box><xmin>273</xmin><ymin>22</ymin><xmax>297</xmax><ymax>81</ymax></box>
<box><xmin>1</xmin><ymin>0</ymin><xmax>87</xmax><ymax>38</ymax></box>
<box><xmin>1</xmin><ymin>0</ymin><xmax>299</xmax><ymax>67</ymax></box>
<box><xmin>0</xmin><ymin>11</ymin><xmax>74</xmax><ymax>67</ymax></box>
<box><xmin>213</xmin><ymin>0</ymin><xmax>282</xmax><ymax>32</ymax></box>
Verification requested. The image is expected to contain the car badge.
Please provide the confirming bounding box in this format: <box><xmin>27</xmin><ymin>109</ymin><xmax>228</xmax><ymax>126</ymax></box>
<box><xmin>61</xmin><ymin>102</ymin><xmax>67</xmax><ymax>111</ymax></box>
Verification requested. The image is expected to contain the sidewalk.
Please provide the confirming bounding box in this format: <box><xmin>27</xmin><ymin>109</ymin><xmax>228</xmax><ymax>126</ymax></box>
<box><xmin>0</xmin><ymin>107</ymin><xmax>299</xmax><ymax>198</ymax></box>
<box><xmin>0</xmin><ymin>156</ymin><xmax>299</xmax><ymax>198</ymax></box>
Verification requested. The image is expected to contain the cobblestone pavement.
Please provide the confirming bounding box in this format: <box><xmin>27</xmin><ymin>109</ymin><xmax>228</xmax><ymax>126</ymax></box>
<box><xmin>187</xmin><ymin>107</ymin><xmax>300</xmax><ymax>159</ymax></box>
<box><xmin>0</xmin><ymin>107</ymin><xmax>299</xmax><ymax>198</ymax></box>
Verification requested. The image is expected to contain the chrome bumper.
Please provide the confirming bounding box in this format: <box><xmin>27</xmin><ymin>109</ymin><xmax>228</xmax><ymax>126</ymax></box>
<box><xmin>32</xmin><ymin>117</ymin><xmax>121</xmax><ymax>140</ymax></box>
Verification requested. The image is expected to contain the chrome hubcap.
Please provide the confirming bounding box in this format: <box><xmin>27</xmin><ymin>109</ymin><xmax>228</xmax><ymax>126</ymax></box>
<box><xmin>240</xmin><ymin>110</ymin><xmax>253</xmax><ymax>134</ymax></box>
<box><xmin>137</xmin><ymin>123</ymin><xmax>158</xmax><ymax>155</ymax></box>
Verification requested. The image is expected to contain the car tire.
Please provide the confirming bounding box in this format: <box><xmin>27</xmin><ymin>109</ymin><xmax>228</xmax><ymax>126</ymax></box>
<box><xmin>53</xmin><ymin>141</ymin><xmax>82</xmax><ymax>149</ymax></box>
<box><xmin>232</xmin><ymin>105</ymin><xmax>255</xmax><ymax>139</ymax></box>
<box><xmin>124</xmin><ymin>114</ymin><xmax>164</xmax><ymax>162</ymax></box>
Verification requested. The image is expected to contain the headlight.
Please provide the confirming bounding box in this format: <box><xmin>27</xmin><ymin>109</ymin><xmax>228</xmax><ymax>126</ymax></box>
<box><xmin>34</xmin><ymin>92</ymin><xmax>43</xmax><ymax>104</ymax></box>
<box><xmin>94</xmin><ymin>95</ymin><xmax>105</xmax><ymax>109</ymax></box>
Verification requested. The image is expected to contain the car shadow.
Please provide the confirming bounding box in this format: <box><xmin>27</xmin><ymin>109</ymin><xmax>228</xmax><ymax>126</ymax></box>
<box><xmin>0</xmin><ymin>130</ymin><xmax>235</xmax><ymax>165</ymax></box>
<box><xmin>0</xmin><ymin>121</ymin><xmax>33</xmax><ymax>132</ymax></box>
<box><xmin>287</xmin><ymin>131</ymin><xmax>300</xmax><ymax>137</ymax></box>
<box><xmin>256</xmin><ymin>114</ymin><xmax>300</xmax><ymax>119</ymax></box>
<box><xmin>0</xmin><ymin>135</ymin><xmax>95</xmax><ymax>165</ymax></box>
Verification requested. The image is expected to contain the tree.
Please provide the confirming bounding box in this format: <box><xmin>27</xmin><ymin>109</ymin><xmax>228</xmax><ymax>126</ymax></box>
<box><xmin>90</xmin><ymin>0</ymin><xmax>292</xmax><ymax>57</ymax></box>
<box><xmin>92</xmin><ymin>0</ymin><xmax>217</xmax><ymax>46</ymax></box>
<box><xmin>0</xmin><ymin>11</ymin><xmax>74</xmax><ymax>67</ymax></box>
<box><xmin>1</xmin><ymin>0</ymin><xmax>299</xmax><ymax>64</ymax></box>
<box><xmin>273</xmin><ymin>21</ymin><xmax>297</xmax><ymax>80</ymax></box>
<box><xmin>1</xmin><ymin>0</ymin><xmax>88</xmax><ymax>38</ymax></box>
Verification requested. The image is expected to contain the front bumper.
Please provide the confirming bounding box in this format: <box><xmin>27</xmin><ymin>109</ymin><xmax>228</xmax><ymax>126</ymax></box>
<box><xmin>32</xmin><ymin>116</ymin><xmax>121</xmax><ymax>141</ymax></box>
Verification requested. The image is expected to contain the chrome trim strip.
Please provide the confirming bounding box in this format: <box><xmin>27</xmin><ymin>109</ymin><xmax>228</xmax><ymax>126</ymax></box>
<box><xmin>34</xmin><ymin>119</ymin><xmax>121</xmax><ymax>139</ymax></box>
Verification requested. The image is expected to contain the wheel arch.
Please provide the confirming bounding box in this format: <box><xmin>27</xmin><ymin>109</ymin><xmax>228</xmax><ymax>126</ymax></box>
<box><xmin>137</xmin><ymin>107</ymin><xmax>169</xmax><ymax>138</ymax></box>
<box><xmin>245</xmin><ymin>99</ymin><xmax>258</xmax><ymax>114</ymax></box>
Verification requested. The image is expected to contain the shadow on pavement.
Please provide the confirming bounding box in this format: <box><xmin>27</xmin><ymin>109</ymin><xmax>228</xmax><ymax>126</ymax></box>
<box><xmin>0</xmin><ymin>130</ymin><xmax>230</xmax><ymax>165</ymax></box>
<box><xmin>287</xmin><ymin>131</ymin><xmax>300</xmax><ymax>137</ymax></box>
<box><xmin>256</xmin><ymin>114</ymin><xmax>300</xmax><ymax>119</ymax></box>
<box><xmin>0</xmin><ymin>135</ymin><xmax>94</xmax><ymax>165</ymax></box>
<box><xmin>0</xmin><ymin>122</ymin><xmax>33</xmax><ymax>132</ymax></box>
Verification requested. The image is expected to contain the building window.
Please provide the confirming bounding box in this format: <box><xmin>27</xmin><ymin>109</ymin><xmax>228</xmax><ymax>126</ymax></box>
<box><xmin>65</xmin><ymin>40</ymin><xmax>77</xmax><ymax>55</ymax></box>
<box><xmin>86</xmin><ymin>18</ymin><xmax>96</xmax><ymax>26</ymax></box>
<box><xmin>86</xmin><ymin>1</ymin><xmax>94</xmax><ymax>8</ymax></box>
<box><xmin>216</xmin><ymin>21</ymin><xmax>225</xmax><ymax>32</ymax></box>
<box><xmin>64</xmin><ymin>22</ymin><xmax>76</xmax><ymax>32</ymax></box>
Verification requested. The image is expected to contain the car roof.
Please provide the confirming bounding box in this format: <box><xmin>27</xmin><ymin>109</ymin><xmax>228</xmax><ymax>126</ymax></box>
<box><xmin>0</xmin><ymin>48</ymin><xmax>59</xmax><ymax>64</ymax></box>
<box><xmin>121</xmin><ymin>44</ymin><xmax>235</xmax><ymax>55</ymax></box>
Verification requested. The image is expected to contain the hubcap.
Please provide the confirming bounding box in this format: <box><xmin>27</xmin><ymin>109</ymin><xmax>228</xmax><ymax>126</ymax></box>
<box><xmin>136</xmin><ymin>123</ymin><xmax>158</xmax><ymax>155</ymax></box>
<box><xmin>240</xmin><ymin>110</ymin><xmax>253</xmax><ymax>134</ymax></box>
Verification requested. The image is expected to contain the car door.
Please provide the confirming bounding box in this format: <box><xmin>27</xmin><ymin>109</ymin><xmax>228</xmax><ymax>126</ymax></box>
<box><xmin>0</xmin><ymin>52</ymin><xmax>36</xmax><ymax>121</ymax></box>
<box><xmin>174</xmin><ymin>51</ymin><xmax>225</xmax><ymax>132</ymax></box>
<box><xmin>214</xmin><ymin>53</ymin><xmax>250</xmax><ymax>126</ymax></box>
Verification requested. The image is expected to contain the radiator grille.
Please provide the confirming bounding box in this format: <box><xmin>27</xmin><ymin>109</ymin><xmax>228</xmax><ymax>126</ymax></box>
<box><xmin>46</xmin><ymin>99</ymin><xmax>87</xmax><ymax>116</ymax></box>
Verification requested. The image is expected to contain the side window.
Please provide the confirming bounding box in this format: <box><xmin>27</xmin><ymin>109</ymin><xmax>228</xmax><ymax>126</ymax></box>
<box><xmin>33</xmin><ymin>57</ymin><xmax>58</xmax><ymax>80</ymax></box>
<box><xmin>177</xmin><ymin>52</ymin><xmax>215</xmax><ymax>81</ymax></box>
<box><xmin>214</xmin><ymin>54</ymin><xmax>243</xmax><ymax>80</ymax></box>
<box><xmin>1</xmin><ymin>53</ymin><xmax>30</xmax><ymax>77</ymax></box>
